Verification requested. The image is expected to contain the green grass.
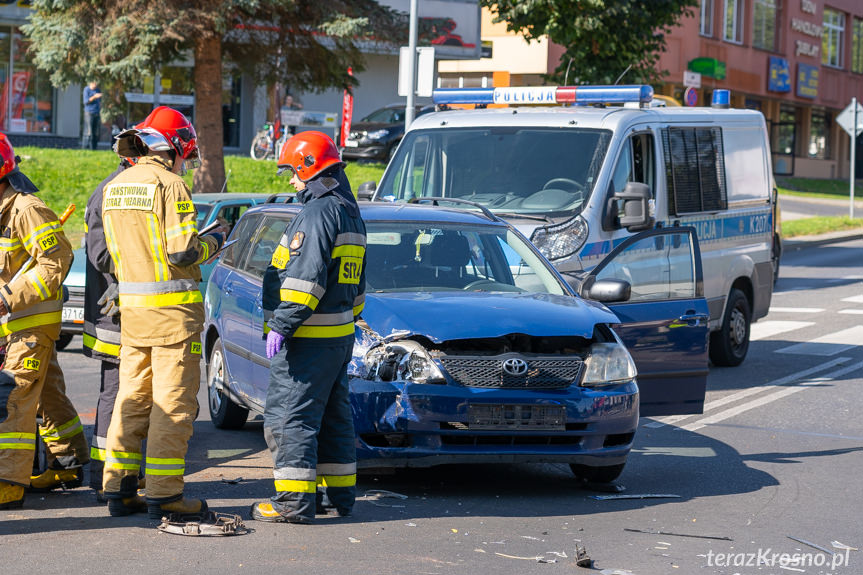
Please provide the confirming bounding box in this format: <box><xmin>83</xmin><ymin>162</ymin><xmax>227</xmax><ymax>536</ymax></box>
<box><xmin>781</xmin><ymin>216</ymin><xmax>863</xmax><ymax>238</ymax></box>
<box><xmin>15</xmin><ymin>147</ymin><xmax>386</xmax><ymax>243</ymax></box>
<box><xmin>776</xmin><ymin>176</ymin><xmax>863</xmax><ymax>199</ymax></box>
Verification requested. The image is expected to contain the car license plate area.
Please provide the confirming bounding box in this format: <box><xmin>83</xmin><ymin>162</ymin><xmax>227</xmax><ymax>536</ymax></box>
<box><xmin>468</xmin><ymin>404</ymin><xmax>565</xmax><ymax>431</ymax></box>
<box><xmin>344</xmin><ymin>139</ymin><xmax>359</xmax><ymax>147</ymax></box>
<box><xmin>62</xmin><ymin>307</ymin><xmax>84</xmax><ymax>323</ymax></box>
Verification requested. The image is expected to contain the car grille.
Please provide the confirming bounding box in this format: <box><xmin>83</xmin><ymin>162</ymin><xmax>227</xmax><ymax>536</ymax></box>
<box><xmin>439</xmin><ymin>355</ymin><xmax>584</xmax><ymax>389</ymax></box>
<box><xmin>66</xmin><ymin>286</ymin><xmax>85</xmax><ymax>306</ymax></box>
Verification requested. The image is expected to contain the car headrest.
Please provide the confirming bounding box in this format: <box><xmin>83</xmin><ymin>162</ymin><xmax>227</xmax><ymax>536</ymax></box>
<box><xmin>428</xmin><ymin>234</ymin><xmax>470</xmax><ymax>268</ymax></box>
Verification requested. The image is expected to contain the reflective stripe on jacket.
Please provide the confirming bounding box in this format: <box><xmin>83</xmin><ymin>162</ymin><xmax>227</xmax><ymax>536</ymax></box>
<box><xmin>101</xmin><ymin>156</ymin><xmax>219</xmax><ymax>346</ymax></box>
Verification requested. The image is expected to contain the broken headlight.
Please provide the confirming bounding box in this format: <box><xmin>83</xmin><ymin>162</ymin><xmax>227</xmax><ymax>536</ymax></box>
<box><xmin>580</xmin><ymin>342</ymin><xmax>636</xmax><ymax>387</ymax></box>
<box><xmin>365</xmin><ymin>339</ymin><xmax>446</xmax><ymax>384</ymax></box>
<box><xmin>530</xmin><ymin>215</ymin><xmax>588</xmax><ymax>262</ymax></box>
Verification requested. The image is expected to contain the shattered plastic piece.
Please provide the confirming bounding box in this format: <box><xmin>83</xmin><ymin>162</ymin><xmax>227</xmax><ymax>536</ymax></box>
<box><xmin>406</xmin><ymin>522</ymin><xmax>417</xmax><ymax>527</ymax></box>
<box><xmin>536</xmin><ymin>558</ymin><xmax>557</xmax><ymax>564</ymax></box>
<box><xmin>787</xmin><ymin>535</ymin><xmax>836</xmax><ymax>556</ymax></box>
<box><xmin>156</xmin><ymin>511</ymin><xmax>250</xmax><ymax>536</ymax></box>
<box><xmin>521</xmin><ymin>535</ymin><xmax>541</xmax><ymax>540</ymax></box>
<box><xmin>494</xmin><ymin>553</ymin><xmax>542</xmax><ymax>561</ymax></box>
<box><xmin>778</xmin><ymin>566</ymin><xmax>805</xmax><ymax>573</ymax></box>
<box><xmin>832</xmin><ymin>540</ymin><xmax>859</xmax><ymax>551</ymax></box>
<box><xmin>474</xmin><ymin>549</ymin><xmax>486</xmax><ymax>553</ymax></box>
<box><xmin>363</xmin><ymin>489</ymin><xmax>408</xmax><ymax>508</ymax></box>
<box><xmin>599</xmin><ymin>571</ymin><xmax>636</xmax><ymax>575</ymax></box>
<box><xmin>348</xmin><ymin>537</ymin><xmax>361</xmax><ymax>543</ymax></box>
<box><xmin>546</xmin><ymin>551</ymin><xmax>568</xmax><ymax>558</ymax></box>
<box><xmin>624</xmin><ymin>528</ymin><xmax>732</xmax><ymax>541</ymax></box>
<box><xmin>575</xmin><ymin>544</ymin><xmax>592</xmax><ymax>568</ymax></box>
<box><xmin>220</xmin><ymin>476</ymin><xmax>243</xmax><ymax>484</ymax></box>
<box><xmin>591</xmin><ymin>493</ymin><xmax>680</xmax><ymax>500</ymax></box>
<box><xmin>451</xmin><ymin>529</ymin><xmax>458</xmax><ymax>533</ymax></box>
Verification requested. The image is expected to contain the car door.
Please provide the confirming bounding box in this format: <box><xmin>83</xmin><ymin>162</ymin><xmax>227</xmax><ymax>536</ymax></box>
<box><xmin>584</xmin><ymin>226</ymin><xmax>709</xmax><ymax>416</ymax></box>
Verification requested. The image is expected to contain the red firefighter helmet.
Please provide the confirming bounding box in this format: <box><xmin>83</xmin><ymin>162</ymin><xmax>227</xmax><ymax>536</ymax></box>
<box><xmin>277</xmin><ymin>131</ymin><xmax>343</xmax><ymax>182</ymax></box>
<box><xmin>114</xmin><ymin>106</ymin><xmax>201</xmax><ymax>168</ymax></box>
<box><xmin>0</xmin><ymin>133</ymin><xmax>38</xmax><ymax>193</ymax></box>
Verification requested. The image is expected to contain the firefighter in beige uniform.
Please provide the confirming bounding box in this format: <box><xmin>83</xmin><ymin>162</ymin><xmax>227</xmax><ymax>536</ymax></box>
<box><xmin>0</xmin><ymin>133</ymin><xmax>89</xmax><ymax>509</ymax></box>
<box><xmin>100</xmin><ymin>107</ymin><xmax>226</xmax><ymax>518</ymax></box>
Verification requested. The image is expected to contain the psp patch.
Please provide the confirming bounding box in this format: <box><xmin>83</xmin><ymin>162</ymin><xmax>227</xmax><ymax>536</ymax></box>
<box><xmin>175</xmin><ymin>201</ymin><xmax>194</xmax><ymax>213</ymax></box>
<box><xmin>38</xmin><ymin>232</ymin><xmax>59</xmax><ymax>253</ymax></box>
<box><xmin>191</xmin><ymin>342</ymin><xmax>202</xmax><ymax>355</ymax></box>
<box><xmin>22</xmin><ymin>358</ymin><xmax>41</xmax><ymax>371</ymax></box>
<box><xmin>290</xmin><ymin>232</ymin><xmax>305</xmax><ymax>250</ymax></box>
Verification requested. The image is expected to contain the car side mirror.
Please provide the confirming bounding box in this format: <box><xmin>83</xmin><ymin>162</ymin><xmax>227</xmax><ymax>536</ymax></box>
<box><xmin>357</xmin><ymin>181</ymin><xmax>377</xmax><ymax>201</ymax></box>
<box><xmin>615</xmin><ymin>182</ymin><xmax>655</xmax><ymax>232</ymax></box>
<box><xmin>582</xmin><ymin>278</ymin><xmax>631</xmax><ymax>303</ymax></box>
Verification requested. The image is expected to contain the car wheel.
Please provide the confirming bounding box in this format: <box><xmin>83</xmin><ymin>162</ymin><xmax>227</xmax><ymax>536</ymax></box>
<box><xmin>570</xmin><ymin>463</ymin><xmax>625</xmax><ymax>483</ymax></box>
<box><xmin>208</xmin><ymin>337</ymin><xmax>249</xmax><ymax>429</ymax></box>
<box><xmin>709</xmin><ymin>288</ymin><xmax>751</xmax><ymax>367</ymax></box>
<box><xmin>55</xmin><ymin>333</ymin><xmax>74</xmax><ymax>351</ymax></box>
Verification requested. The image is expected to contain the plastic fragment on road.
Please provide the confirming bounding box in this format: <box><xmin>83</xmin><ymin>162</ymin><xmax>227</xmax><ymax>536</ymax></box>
<box><xmin>787</xmin><ymin>535</ymin><xmax>836</xmax><ymax>556</ymax></box>
<box><xmin>220</xmin><ymin>476</ymin><xmax>243</xmax><ymax>484</ymax></box>
<box><xmin>599</xmin><ymin>570</ymin><xmax>636</xmax><ymax>575</ymax></box>
<box><xmin>624</xmin><ymin>528</ymin><xmax>733</xmax><ymax>541</ymax></box>
<box><xmin>832</xmin><ymin>540</ymin><xmax>858</xmax><ymax>551</ymax></box>
<box><xmin>590</xmin><ymin>493</ymin><xmax>680</xmax><ymax>500</ymax></box>
<box><xmin>363</xmin><ymin>489</ymin><xmax>408</xmax><ymax>508</ymax></box>
<box><xmin>157</xmin><ymin>512</ymin><xmax>250</xmax><ymax>536</ymax></box>
<box><xmin>494</xmin><ymin>552</ymin><xmax>543</xmax><ymax>561</ymax></box>
<box><xmin>575</xmin><ymin>544</ymin><xmax>592</xmax><ymax>568</ymax></box>
<box><xmin>348</xmin><ymin>537</ymin><xmax>361</xmax><ymax>543</ymax></box>
<box><xmin>536</xmin><ymin>558</ymin><xmax>557</xmax><ymax>563</ymax></box>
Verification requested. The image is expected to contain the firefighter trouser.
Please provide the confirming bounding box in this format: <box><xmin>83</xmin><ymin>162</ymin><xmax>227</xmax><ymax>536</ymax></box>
<box><xmin>102</xmin><ymin>334</ymin><xmax>201</xmax><ymax>501</ymax></box>
<box><xmin>264</xmin><ymin>339</ymin><xmax>356</xmax><ymax>521</ymax></box>
<box><xmin>89</xmin><ymin>361</ymin><xmax>120</xmax><ymax>490</ymax></box>
<box><xmin>0</xmin><ymin>331</ymin><xmax>88</xmax><ymax>486</ymax></box>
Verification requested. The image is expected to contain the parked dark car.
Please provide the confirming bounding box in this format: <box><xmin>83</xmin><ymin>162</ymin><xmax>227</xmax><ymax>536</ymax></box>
<box><xmin>341</xmin><ymin>104</ymin><xmax>434</xmax><ymax>162</ymax></box>
<box><xmin>202</xmin><ymin>202</ymin><xmax>708</xmax><ymax>482</ymax></box>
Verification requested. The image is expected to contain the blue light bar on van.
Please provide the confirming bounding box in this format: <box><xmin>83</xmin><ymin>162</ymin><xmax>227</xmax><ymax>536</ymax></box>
<box><xmin>432</xmin><ymin>85</ymin><xmax>654</xmax><ymax>106</ymax></box>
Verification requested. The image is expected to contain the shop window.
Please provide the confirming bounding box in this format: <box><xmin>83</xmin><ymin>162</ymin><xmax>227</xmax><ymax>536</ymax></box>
<box><xmin>700</xmin><ymin>0</ymin><xmax>714</xmax><ymax>37</ymax></box>
<box><xmin>752</xmin><ymin>0</ymin><xmax>777</xmax><ymax>51</ymax></box>
<box><xmin>852</xmin><ymin>18</ymin><xmax>863</xmax><ymax>74</ymax></box>
<box><xmin>223</xmin><ymin>71</ymin><xmax>242</xmax><ymax>149</ymax></box>
<box><xmin>822</xmin><ymin>9</ymin><xmax>845</xmax><ymax>68</ymax></box>
<box><xmin>808</xmin><ymin>109</ymin><xmax>830</xmax><ymax>160</ymax></box>
<box><xmin>0</xmin><ymin>27</ymin><xmax>54</xmax><ymax>133</ymax></box>
<box><xmin>723</xmin><ymin>0</ymin><xmax>744</xmax><ymax>44</ymax></box>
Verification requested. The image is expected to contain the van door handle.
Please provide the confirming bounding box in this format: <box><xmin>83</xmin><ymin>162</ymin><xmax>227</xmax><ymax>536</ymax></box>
<box><xmin>678</xmin><ymin>312</ymin><xmax>708</xmax><ymax>326</ymax></box>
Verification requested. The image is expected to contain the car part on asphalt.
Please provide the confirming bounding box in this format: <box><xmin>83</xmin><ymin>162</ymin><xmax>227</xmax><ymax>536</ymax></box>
<box><xmin>623</xmin><ymin>528</ymin><xmax>733</xmax><ymax>541</ymax></box>
<box><xmin>157</xmin><ymin>511</ymin><xmax>250</xmax><ymax>536</ymax></box>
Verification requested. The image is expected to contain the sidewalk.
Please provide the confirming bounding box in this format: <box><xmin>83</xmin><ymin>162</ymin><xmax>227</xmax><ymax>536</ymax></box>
<box><xmin>783</xmin><ymin>228</ymin><xmax>863</xmax><ymax>250</ymax></box>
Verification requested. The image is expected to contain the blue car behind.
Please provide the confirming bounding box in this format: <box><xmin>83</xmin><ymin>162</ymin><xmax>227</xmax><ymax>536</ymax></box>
<box><xmin>203</xmin><ymin>202</ymin><xmax>709</xmax><ymax>482</ymax></box>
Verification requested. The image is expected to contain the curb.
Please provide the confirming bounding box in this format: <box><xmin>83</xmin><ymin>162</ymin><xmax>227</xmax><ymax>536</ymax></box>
<box><xmin>783</xmin><ymin>229</ymin><xmax>863</xmax><ymax>251</ymax></box>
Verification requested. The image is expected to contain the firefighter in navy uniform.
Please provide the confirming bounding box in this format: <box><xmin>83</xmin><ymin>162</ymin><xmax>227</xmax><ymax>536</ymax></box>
<box><xmin>83</xmin><ymin>157</ymin><xmax>133</xmax><ymax>498</ymax></box>
<box><xmin>100</xmin><ymin>107</ymin><xmax>227</xmax><ymax>518</ymax></box>
<box><xmin>0</xmin><ymin>134</ymin><xmax>90</xmax><ymax>509</ymax></box>
<box><xmin>251</xmin><ymin>131</ymin><xmax>366</xmax><ymax>524</ymax></box>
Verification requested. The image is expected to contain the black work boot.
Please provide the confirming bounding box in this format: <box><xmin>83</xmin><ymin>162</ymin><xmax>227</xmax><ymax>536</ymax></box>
<box><xmin>250</xmin><ymin>501</ymin><xmax>312</xmax><ymax>524</ymax></box>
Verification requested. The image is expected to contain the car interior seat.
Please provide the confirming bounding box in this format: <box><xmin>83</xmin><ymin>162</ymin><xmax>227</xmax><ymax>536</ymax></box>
<box><xmin>365</xmin><ymin>237</ymin><xmax>418</xmax><ymax>290</ymax></box>
<box><xmin>420</xmin><ymin>233</ymin><xmax>472</xmax><ymax>288</ymax></box>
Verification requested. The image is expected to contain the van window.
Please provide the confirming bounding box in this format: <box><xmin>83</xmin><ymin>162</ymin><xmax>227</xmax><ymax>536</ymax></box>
<box><xmin>661</xmin><ymin>127</ymin><xmax>728</xmax><ymax>215</ymax></box>
<box><xmin>723</xmin><ymin>126</ymin><xmax>770</xmax><ymax>202</ymax></box>
<box><xmin>609</xmin><ymin>133</ymin><xmax>656</xmax><ymax>197</ymax></box>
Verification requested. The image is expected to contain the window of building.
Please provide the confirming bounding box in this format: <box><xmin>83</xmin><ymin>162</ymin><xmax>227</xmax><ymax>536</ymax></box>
<box><xmin>661</xmin><ymin>127</ymin><xmax>728</xmax><ymax>215</ymax></box>
<box><xmin>700</xmin><ymin>0</ymin><xmax>714</xmax><ymax>37</ymax></box>
<box><xmin>808</xmin><ymin>108</ymin><xmax>830</xmax><ymax>159</ymax></box>
<box><xmin>0</xmin><ymin>27</ymin><xmax>54</xmax><ymax>134</ymax></box>
<box><xmin>752</xmin><ymin>0</ymin><xmax>777</xmax><ymax>51</ymax></box>
<box><xmin>822</xmin><ymin>8</ymin><xmax>845</xmax><ymax>68</ymax></box>
<box><xmin>724</xmin><ymin>0</ymin><xmax>744</xmax><ymax>43</ymax></box>
<box><xmin>852</xmin><ymin>18</ymin><xmax>863</xmax><ymax>74</ymax></box>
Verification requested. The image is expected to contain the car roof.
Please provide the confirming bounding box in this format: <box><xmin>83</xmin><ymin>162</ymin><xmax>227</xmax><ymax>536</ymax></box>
<box><xmin>244</xmin><ymin>200</ymin><xmax>512</xmax><ymax>227</ymax></box>
<box><xmin>191</xmin><ymin>192</ymin><xmax>270</xmax><ymax>204</ymax></box>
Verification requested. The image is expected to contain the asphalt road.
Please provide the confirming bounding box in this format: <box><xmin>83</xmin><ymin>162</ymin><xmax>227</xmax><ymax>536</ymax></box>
<box><xmin>1</xmin><ymin>238</ymin><xmax>862</xmax><ymax>575</ymax></box>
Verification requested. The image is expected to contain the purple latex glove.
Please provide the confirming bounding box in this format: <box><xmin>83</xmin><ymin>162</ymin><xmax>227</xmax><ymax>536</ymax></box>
<box><xmin>266</xmin><ymin>330</ymin><xmax>285</xmax><ymax>359</ymax></box>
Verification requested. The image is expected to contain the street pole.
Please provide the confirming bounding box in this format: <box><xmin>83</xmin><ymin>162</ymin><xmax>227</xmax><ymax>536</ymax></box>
<box><xmin>405</xmin><ymin>0</ymin><xmax>418</xmax><ymax>130</ymax></box>
<box><xmin>851</xmin><ymin>97</ymin><xmax>857</xmax><ymax>220</ymax></box>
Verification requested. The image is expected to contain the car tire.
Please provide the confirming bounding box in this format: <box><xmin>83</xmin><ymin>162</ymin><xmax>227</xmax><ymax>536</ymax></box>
<box><xmin>709</xmin><ymin>288</ymin><xmax>751</xmax><ymax>367</ymax></box>
<box><xmin>570</xmin><ymin>463</ymin><xmax>625</xmax><ymax>483</ymax></box>
<box><xmin>55</xmin><ymin>333</ymin><xmax>74</xmax><ymax>351</ymax></box>
<box><xmin>208</xmin><ymin>337</ymin><xmax>249</xmax><ymax>429</ymax></box>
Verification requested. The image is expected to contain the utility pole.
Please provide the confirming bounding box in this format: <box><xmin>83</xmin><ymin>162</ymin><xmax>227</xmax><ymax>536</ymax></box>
<box><xmin>405</xmin><ymin>0</ymin><xmax>418</xmax><ymax>129</ymax></box>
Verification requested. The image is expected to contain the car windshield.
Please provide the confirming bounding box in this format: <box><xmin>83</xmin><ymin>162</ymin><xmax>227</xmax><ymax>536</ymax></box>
<box><xmin>194</xmin><ymin>203</ymin><xmax>212</xmax><ymax>229</ymax></box>
<box><xmin>378</xmin><ymin>127</ymin><xmax>611</xmax><ymax>217</ymax></box>
<box><xmin>364</xmin><ymin>221</ymin><xmax>566</xmax><ymax>295</ymax></box>
<box><xmin>361</xmin><ymin>107</ymin><xmax>405</xmax><ymax>123</ymax></box>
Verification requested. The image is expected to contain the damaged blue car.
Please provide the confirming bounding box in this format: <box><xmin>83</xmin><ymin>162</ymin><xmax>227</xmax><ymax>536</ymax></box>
<box><xmin>203</xmin><ymin>201</ymin><xmax>708</xmax><ymax>482</ymax></box>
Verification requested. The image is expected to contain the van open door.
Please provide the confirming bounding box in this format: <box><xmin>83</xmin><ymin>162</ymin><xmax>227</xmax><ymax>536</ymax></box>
<box><xmin>580</xmin><ymin>227</ymin><xmax>708</xmax><ymax>416</ymax></box>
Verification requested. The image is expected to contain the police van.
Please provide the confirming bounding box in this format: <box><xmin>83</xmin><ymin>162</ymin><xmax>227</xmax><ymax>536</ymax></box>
<box><xmin>366</xmin><ymin>85</ymin><xmax>778</xmax><ymax>367</ymax></box>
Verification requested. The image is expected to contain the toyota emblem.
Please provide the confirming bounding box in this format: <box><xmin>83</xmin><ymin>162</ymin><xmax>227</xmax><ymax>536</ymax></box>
<box><xmin>502</xmin><ymin>358</ymin><xmax>528</xmax><ymax>376</ymax></box>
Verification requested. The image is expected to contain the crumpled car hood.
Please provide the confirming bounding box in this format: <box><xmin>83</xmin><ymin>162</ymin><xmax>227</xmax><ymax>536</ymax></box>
<box><xmin>362</xmin><ymin>291</ymin><xmax>618</xmax><ymax>343</ymax></box>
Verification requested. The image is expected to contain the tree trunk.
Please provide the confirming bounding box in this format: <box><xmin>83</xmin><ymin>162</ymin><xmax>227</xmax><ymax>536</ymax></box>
<box><xmin>192</xmin><ymin>34</ymin><xmax>226</xmax><ymax>194</ymax></box>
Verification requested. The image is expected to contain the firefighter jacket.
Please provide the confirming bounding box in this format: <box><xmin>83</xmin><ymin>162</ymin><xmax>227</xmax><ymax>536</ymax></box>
<box><xmin>263</xmin><ymin>170</ymin><xmax>366</xmax><ymax>344</ymax></box>
<box><xmin>0</xmin><ymin>185</ymin><xmax>73</xmax><ymax>340</ymax></box>
<box><xmin>83</xmin><ymin>162</ymin><xmax>127</xmax><ymax>362</ymax></box>
<box><xmin>101</xmin><ymin>156</ymin><xmax>220</xmax><ymax>347</ymax></box>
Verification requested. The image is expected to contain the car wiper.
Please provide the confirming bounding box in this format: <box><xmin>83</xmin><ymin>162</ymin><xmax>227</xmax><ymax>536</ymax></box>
<box><xmin>491</xmin><ymin>211</ymin><xmax>554</xmax><ymax>223</ymax></box>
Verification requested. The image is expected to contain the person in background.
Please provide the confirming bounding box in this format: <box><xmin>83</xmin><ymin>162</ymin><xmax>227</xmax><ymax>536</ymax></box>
<box><xmin>82</xmin><ymin>81</ymin><xmax>102</xmax><ymax>150</ymax></box>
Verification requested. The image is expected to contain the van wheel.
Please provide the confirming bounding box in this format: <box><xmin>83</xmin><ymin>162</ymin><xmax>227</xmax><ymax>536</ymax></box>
<box><xmin>710</xmin><ymin>288</ymin><xmax>751</xmax><ymax>367</ymax></box>
<box><xmin>570</xmin><ymin>463</ymin><xmax>625</xmax><ymax>483</ymax></box>
<box><xmin>208</xmin><ymin>337</ymin><xmax>249</xmax><ymax>429</ymax></box>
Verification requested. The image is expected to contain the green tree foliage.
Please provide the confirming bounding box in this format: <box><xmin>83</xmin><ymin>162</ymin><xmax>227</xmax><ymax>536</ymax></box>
<box><xmin>23</xmin><ymin>1</ymin><xmax>404</xmax><ymax>192</ymax></box>
<box><xmin>481</xmin><ymin>0</ymin><xmax>697</xmax><ymax>85</ymax></box>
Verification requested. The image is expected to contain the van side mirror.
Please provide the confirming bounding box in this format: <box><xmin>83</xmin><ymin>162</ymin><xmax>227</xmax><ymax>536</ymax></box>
<box><xmin>582</xmin><ymin>278</ymin><xmax>632</xmax><ymax>303</ymax></box>
<box><xmin>616</xmin><ymin>182</ymin><xmax>654</xmax><ymax>232</ymax></box>
<box><xmin>357</xmin><ymin>181</ymin><xmax>377</xmax><ymax>201</ymax></box>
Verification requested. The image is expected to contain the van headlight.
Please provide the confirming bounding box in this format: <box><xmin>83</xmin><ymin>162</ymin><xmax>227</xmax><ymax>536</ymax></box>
<box><xmin>580</xmin><ymin>342</ymin><xmax>637</xmax><ymax>386</ymax></box>
<box><xmin>530</xmin><ymin>215</ymin><xmax>588</xmax><ymax>261</ymax></box>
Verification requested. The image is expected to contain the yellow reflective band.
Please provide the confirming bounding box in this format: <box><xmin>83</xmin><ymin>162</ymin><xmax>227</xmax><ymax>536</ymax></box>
<box><xmin>146</xmin><ymin>468</ymin><xmax>185</xmax><ymax>476</ymax></box>
<box><xmin>22</xmin><ymin>220</ymin><xmax>61</xmax><ymax>249</ymax></box>
<box><xmin>90</xmin><ymin>446</ymin><xmax>106</xmax><ymax>462</ymax></box>
<box><xmin>0</xmin><ymin>432</ymin><xmax>36</xmax><ymax>439</ymax></box>
<box><xmin>106</xmin><ymin>450</ymin><xmax>142</xmax><ymax>460</ymax></box>
<box><xmin>83</xmin><ymin>333</ymin><xmax>121</xmax><ymax>357</ymax></box>
<box><xmin>22</xmin><ymin>358</ymin><xmax>41</xmax><ymax>371</ymax></box>
<box><xmin>0</xmin><ymin>443</ymin><xmax>35</xmax><ymax>450</ymax></box>
<box><xmin>293</xmin><ymin>323</ymin><xmax>355</xmax><ymax>339</ymax></box>
<box><xmin>146</xmin><ymin>457</ymin><xmax>184</xmax><ymax>465</ymax></box>
<box><xmin>353</xmin><ymin>302</ymin><xmax>364</xmax><ymax>316</ymax></box>
<box><xmin>166</xmin><ymin>221</ymin><xmax>198</xmax><ymax>240</ymax></box>
<box><xmin>175</xmin><ymin>201</ymin><xmax>194</xmax><ymax>213</ymax></box>
<box><xmin>147</xmin><ymin>213</ymin><xmax>168</xmax><ymax>282</ymax></box>
<box><xmin>0</xmin><ymin>311</ymin><xmax>62</xmax><ymax>337</ymax></box>
<box><xmin>197</xmin><ymin>240</ymin><xmax>210</xmax><ymax>264</ymax></box>
<box><xmin>316</xmin><ymin>474</ymin><xmax>356</xmax><ymax>488</ymax></box>
<box><xmin>271</xmin><ymin>245</ymin><xmax>290</xmax><ymax>269</ymax></box>
<box><xmin>331</xmin><ymin>245</ymin><xmax>365</xmax><ymax>259</ymax></box>
<box><xmin>0</xmin><ymin>237</ymin><xmax>22</xmax><ymax>251</ymax></box>
<box><xmin>104</xmin><ymin>215</ymin><xmax>123</xmax><ymax>279</ymax></box>
<box><xmin>120</xmin><ymin>291</ymin><xmax>203</xmax><ymax>308</ymax></box>
<box><xmin>279</xmin><ymin>289</ymin><xmax>319</xmax><ymax>309</ymax></box>
<box><xmin>274</xmin><ymin>479</ymin><xmax>317</xmax><ymax>493</ymax></box>
<box><xmin>105</xmin><ymin>462</ymin><xmax>140</xmax><ymax>470</ymax></box>
<box><xmin>28</xmin><ymin>270</ymin><xmax>51</xmax><ymax>300</ymax></box>
<box><xmin>40</xmin><ymin>416</ymin><xmax>83</xmax><ymax>441</ymax></box>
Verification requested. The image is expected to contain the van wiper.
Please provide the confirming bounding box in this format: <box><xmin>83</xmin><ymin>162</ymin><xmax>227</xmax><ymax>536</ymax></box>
<box><xmin>492</xmin><ymin>211</ymin><xmax>554</xmax><ymax>223</ymax></box>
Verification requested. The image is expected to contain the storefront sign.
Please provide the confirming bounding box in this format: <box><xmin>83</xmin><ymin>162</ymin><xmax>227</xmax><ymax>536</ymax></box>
<box><xmin>683</xmin><ymin>70</ymin><xmax>701</xmax><ymax>88</ymax></box>
<box><xmin>688</xmin><ymin>58</ymin><xmax>726</xmax><ymax>80</ymax></box>
<box><xmin>796</xmin><ymin>63</ymin><xmax>819</xmax><ymax>99</ymax></box>
<box><xmin>767</xmin><ymin>57</ymin><xmax>791</xmax><ymax>93</ymax></box>
<box><xmin>792</xmin><ymin>0</ymin><xmax>821</xmax><ymax>58</ymax></box>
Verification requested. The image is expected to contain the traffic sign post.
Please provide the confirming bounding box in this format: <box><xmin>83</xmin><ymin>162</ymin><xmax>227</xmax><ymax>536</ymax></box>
<box><xmin>836</xmin><ymin>98</ymin><xmax>863</xmax><ymax>218</ymax></box>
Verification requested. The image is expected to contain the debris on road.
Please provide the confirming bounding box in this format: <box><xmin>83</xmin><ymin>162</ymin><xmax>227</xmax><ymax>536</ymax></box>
<box><xmin>494</xmin><ymin>552</ymin><xmax>543</xmax><ymax>561</ymax></box>
<box><xmin>348</xmin><ymin>537</ymin><xmax>361</xmax><ymax>543</ymax></box>
<box><xmin>157</xmin><ymin>512</ymin><xmax>250</xmax><ymax>536</ymax></box>
<box><xmin>624</xmin><ymin>528</ymin><xmax>733</xmax><ymax>541</ymax></box>
<box><xmin>362</xmin><ymin>489</ymin><xmax>408</xmax><ymax>508</ymax></box>
<box><xmin>787</xmin><ymin>535</ymin><xmax>836</xmax><ymax>556</ymax></box>
<box><xmin>832</xmin><ymin>540</ymin><xmax>858</xmax><ymax>551</ymax></box>
<box><xmin>220</xmin><ymin>476</ymin><xmax>243</xmax><ymax>484</ymax></box>
<box><xmin>590</xmin><ymin>493</ymin><xmax>680</xmax><ymax>500</ymax></box>
<box><xmin>575</xmin><ymin>544</ymin><xmax>592</xmax><ymax>568</ymax></box>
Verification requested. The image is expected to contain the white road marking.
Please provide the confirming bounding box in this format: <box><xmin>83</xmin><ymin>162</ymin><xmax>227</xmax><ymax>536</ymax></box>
<box><xmin>839</xmin><ymin>309</ymin><xmax>863</xmax><ymax>315</ymax></box>
<box><xmin>643</xmin><ymin>357</ymin><xmax>850</xmax><ymax>429</ymax></box>
<box><xmin>841</xmin><ymin>295</ymin><xmax>863</xmax><ymax>303</ymax></box>
<box><xmin>768</xmin><ymin>307</ymin><xmax>824</xmax><ymax>314</ymax></box>
<box><xmin>775</xmin><ymin>326</ymin><xmax>863</xmax><ymax>356</ymax></box>
<box><xmin>749</xmin><ymin>320</ymin><xmax>814</xmax><ymax>341</ymax></box>
<box><xmin>681</xmin><ymin>360</ymin><xmax>863</xmax><ymax>431</ymax></box>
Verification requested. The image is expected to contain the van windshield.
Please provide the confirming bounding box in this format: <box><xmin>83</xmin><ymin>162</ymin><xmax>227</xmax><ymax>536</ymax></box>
<box><xmin>378</xmin><ymin>127</ymin><xmax>611</xmax><ymax>217</ymax></box>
